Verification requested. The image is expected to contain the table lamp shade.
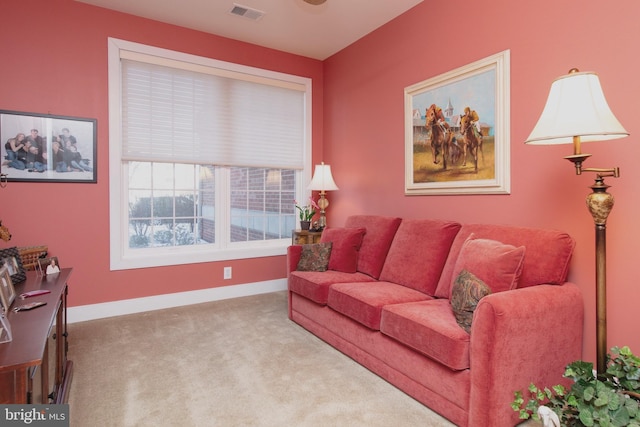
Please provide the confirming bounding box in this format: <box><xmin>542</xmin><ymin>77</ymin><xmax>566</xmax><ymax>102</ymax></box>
<box><xmin>307</xmin><ymin>163</ymin><xmax>338</xmax><ymax>191</ymax></box>
<box><xmin>525</xmin><ymin>70</ymin><xmax>628</xmax><ymax>145</ymax></box>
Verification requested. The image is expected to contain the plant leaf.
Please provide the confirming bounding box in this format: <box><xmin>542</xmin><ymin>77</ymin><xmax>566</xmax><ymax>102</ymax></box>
<box><xmin>512</xmin><ymin>347</ymin><xmax>640</xmax><ymax>426</ymax></box>
<box><xmin>609</xmin><ymin>405</ymin><xmax>631</xmax><ymax>427</ymax></box>
<box><xmin>579</xmin><ymin>408</ymin><xmax>595</xmax><ymax>426</ymax></box>
<box><xmin>552</xmin><ymin>384</ymin><xmax>566</xmax><ymax>396</ymax></box>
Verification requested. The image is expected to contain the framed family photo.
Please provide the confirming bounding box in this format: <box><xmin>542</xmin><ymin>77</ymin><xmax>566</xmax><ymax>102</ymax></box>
<box><xmin>0</xmin><ymin>309</ymin><xmax>12</xmax><ymax>343</ymax></box>
<box><xmin>0</xmin><ymin>110</ymin><xmax>97</xmax><ymax>183</ymax></box>
<box><xmin>0</xmin><ymin>265</ymin><xmax>16</xmax><ymax>313</ymax></box>
<box><xmin>37</xmin><ymin>256</ymin><xmax>60</xmax><ymax>276</ymax></box>
<box><xmin>404</xmin><ymin>50</ymin><xmax>510</xmax><ymax>195</ymax></box>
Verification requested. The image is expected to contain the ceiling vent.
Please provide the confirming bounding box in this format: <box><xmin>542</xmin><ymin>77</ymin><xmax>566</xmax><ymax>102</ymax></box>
<box><xmin>229</xmin><ymin>4</ymin><xmax>266</xmax><ymax>21</ymax></box>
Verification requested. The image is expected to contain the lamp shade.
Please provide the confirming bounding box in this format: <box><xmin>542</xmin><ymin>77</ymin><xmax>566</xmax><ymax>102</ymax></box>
<box><xmin>307</xmin><ymin>163</ymin><xmax>338</xmax><ymax>191</ymax></box>
<box><xmin>525</xmin><ymin>70</ymin><xmax>628</xmax><ymax>145</ymax></box>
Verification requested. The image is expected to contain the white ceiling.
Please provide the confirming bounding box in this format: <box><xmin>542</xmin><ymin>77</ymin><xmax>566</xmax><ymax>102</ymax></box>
<box><xmin>76</xmin><ymin>0</ymin><xmax>423</xmax><ymax>60</ymax></box>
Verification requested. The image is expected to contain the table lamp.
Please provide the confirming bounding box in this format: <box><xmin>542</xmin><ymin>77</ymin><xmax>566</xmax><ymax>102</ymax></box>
<box><xmin>307</xmin><ymin>162</ymin><xmax>339</xmax><ymax>229</ymax></box>
<box><xmin>525</xmin><ymin>68</ymin><xmax>629</xmax><ymax>375</ymax></box>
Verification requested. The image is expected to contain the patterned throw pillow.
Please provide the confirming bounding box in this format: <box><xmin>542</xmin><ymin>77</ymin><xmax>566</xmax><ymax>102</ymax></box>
<box><xmin>450</xmin><ymin>269</ymin><xmax>492</xmax><ymax>333</ymax></box>
<box><xmin>296</xmin><ymin>242</ymin><xmax>333</xmax><ymax>272</ymax></box>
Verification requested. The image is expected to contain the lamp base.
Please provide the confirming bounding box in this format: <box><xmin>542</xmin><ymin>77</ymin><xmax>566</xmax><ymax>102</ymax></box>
<box><xmin>587</xmin><ymin>177</ymin><xmax>614</xmax><ymax>226</ymax></box>
<box><xmin>586</xmin><ymin>176</ymin><xmax>614</xmax><ymax>377</ymax></box>
<box><xmin>317</xmin><ymin>192</ymin><xmax>329</xmax><ymax>229</ymax></box>
<box><xmin>317</xmin><ymin>214</ymin><xmax>326</xmax><ymax>230</ymax></box>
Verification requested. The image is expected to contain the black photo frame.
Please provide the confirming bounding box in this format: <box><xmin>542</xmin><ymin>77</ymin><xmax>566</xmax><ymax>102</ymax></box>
<box><xmin>0</xmin><ymin>247</ymin><xmax>26</xmax><ymax>284</ymax></box>
<box><xmin>0</xmin><ymin>110</ymin><xmax>97</xmax><ymax>183</ymax></box>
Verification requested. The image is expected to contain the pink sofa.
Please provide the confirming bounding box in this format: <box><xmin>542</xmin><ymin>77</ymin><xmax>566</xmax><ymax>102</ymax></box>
<box><xmin>287</xmin><ymin>215</ymin><xmax>583</xmax><ymax>427</ymax></box>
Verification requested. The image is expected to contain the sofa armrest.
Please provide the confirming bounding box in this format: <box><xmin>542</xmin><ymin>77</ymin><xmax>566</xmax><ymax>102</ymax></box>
<box><xmin>468</xmin><ymin>282</ymin><xmax>584</xmax><ymax>427</ymax></box>
<box><xmin>286</xmin><ymin>245</ymin><xmax>302</xmax><ymax>276</ymax></box>
<box><xmin>286</xmin><ymin>245</ymin><xmax>303</xmax><ymax>319</ymax></box>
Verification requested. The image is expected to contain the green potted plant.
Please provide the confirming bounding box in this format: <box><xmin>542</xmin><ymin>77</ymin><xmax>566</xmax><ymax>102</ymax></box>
<box><xmin>294</xmin><ymin>198</ymin><xmax>318</xmax><ymax>230</ymax></box>
<box><xmin>512</xmin><ymin>346</ymin><xmax>640</xmax><ymax>426</ymax></box>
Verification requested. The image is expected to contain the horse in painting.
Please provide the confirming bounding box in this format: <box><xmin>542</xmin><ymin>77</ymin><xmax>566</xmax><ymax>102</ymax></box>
<box><xmin>425</xmin><ymin>104</ymin><xmax>455</xmax><ymax>170</ymax></box>
<box><xmin>459</xmin><ymin>114</ymin><xmax>482</xmax><ymax>172</ymax></box>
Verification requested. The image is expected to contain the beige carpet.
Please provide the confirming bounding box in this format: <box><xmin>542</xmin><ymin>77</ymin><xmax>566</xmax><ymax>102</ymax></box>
<box><xmin>67</xmin><ymin>291</ymin><xmax>456</xmax><ymax>426</ymax></box>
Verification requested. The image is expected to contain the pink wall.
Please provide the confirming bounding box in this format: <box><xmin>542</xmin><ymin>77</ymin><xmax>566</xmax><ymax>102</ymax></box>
<box><xmin>0</xmin><ymin>1</ymin><xmax>323</xmax><ymax>305</ymax></box>
<box><xmin>1</xmin><ymin>0</ymin><xmax>637</xmax><ymax>364</ymax></box>
<box><xmin>323</xmin><ymin>1</ymin><xmax>640</xmax><ymax>363</ymax></box>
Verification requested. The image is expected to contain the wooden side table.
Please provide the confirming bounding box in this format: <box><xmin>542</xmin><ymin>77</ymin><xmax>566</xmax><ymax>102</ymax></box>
<box><xmin>0</xmin><ymin>269</ymin><xmax>73</xmax><ymax>404</ymax></box>
<box><xmin>291</xmin><ymin>230</ymin><xmax>323</xmax><ymax>245</ymax></box>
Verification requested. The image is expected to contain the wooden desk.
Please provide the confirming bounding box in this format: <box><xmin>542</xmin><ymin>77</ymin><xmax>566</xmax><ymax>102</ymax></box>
<box><xmin>0</xmin><ymin>269</ymin><xmax>73</xmax><ymax>404</ymax></box>
<box><xmin>292</xmin><ymin>230</ymin><xmax>323</xmax><ymax>245</ymax></box>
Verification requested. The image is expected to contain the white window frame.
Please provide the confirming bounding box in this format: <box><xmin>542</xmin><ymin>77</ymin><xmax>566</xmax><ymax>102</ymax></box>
<box><xmin>108</xmin><ymin>38</ymin><xmax>313</xmax><ymax>271</ymax></box>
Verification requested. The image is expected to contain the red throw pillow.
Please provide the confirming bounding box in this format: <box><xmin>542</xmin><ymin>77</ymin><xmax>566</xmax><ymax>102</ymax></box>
<box><xmin>450</xmin><ymin>234</ymin><xmax>526</xmax><ymax>296</ymax></box>
<box><xmin>320</xmin><ymin>227</ymin><xmax>366</xmax><ymax>273</ymax></box>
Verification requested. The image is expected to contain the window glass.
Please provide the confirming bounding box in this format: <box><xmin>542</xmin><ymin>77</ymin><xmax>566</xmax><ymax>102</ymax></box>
<box><xmin>230</xmin><ymin>167</ymin><xmax>296</xmax><ymax>243</ymax></box>
<box><xmin>127</xmin><ymin>162</ymin><xmax>215</xmax><ymax>248</ymax></box>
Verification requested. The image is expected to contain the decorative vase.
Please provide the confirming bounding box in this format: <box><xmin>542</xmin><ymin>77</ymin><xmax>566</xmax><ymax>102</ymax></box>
<box><xmin>537</xmin><ymin>406</ymin><xmax>560</xmax><ymax>427</ymax></box>
<box><xmin>300</xmin><ymin>221</ymin><xmax>311</xmax><ymax>231</ymax></box>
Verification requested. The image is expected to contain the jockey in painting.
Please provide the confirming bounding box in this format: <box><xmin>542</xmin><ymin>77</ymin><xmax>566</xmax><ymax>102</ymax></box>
<box><xmin>462</xmin><ymin>106</ymin><xmax>482</xmax><ymax>140</ymax></box>
<box><xmin>427</xmin><ymin>104</ymin><xmax>451</xmax><ymax>132</ymax></box>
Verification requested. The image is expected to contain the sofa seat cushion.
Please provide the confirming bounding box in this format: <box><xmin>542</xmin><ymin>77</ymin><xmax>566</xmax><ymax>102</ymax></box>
<box><xmin>344</xmin><ymin>215</ymin><xmax>402</xmax><ymax>279</ymax></box>
<box><xmin>327</xmin><ymin>281</ymin><xmax>432</xmax><ymax>330</ymax></box>
<box><xmin>379</xmin><ymin>219</ymin><xmax>461</xmax><ymax>295</ymax></box>
<box><xmin>289</xmin><ymin>270</ymin><xmax>376</xmax><ymax>305</ymax></box>
<box><xmin>380</xmin><ymin>299</ymin><xmax>471</xmax><ymax>371</ymax></box>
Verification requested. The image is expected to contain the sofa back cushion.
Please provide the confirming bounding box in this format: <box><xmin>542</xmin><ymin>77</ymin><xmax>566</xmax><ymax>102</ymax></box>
<box><xmin>320</xmin><ymin>227</ymin><xmax>366</xmax><ymax>273</ymax></box>
<box><xmin>449</xmin><ymin>234</ymin><xmax>526</xmax><ymax>295</ymax></box>
<box><xmin>345</xmin><ymin>215</ymin><xmax>402</xmax><ymax>279</ymax></box>
<box><xmin>379</xmin><ymin>219</ymin><xmax>461</xmax><ymax>295</ymax></box>
<box><xmin>435</xmin><ymin>224</ymin><xmax>575</xmax><ymax>298</ymax></box>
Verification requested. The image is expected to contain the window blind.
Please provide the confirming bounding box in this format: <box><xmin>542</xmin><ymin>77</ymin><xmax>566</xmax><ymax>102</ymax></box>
<box><xmin>121</xmin><ymin>59</ymin><xmax>305</xmax><ymax>169</ymax></box>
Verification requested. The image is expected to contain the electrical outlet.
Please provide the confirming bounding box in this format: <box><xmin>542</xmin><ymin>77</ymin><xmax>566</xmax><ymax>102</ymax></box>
<box><xmin>223</xmin><ymin>266</ymin><xmax>232</xmax><ymax>280</ymax></box>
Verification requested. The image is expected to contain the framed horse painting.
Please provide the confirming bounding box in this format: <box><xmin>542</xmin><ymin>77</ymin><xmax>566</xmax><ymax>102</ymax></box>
<box><xmin>404</xmin><ymin>50</ymin><xmax>510</xmax><ymax>195</ymax></box>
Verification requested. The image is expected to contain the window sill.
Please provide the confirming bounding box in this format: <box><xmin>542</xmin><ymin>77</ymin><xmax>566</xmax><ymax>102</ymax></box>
<box><xmin>110</xmin><ymin>242</ymin><xmax>288</xmax><ymax>271</ymax></box>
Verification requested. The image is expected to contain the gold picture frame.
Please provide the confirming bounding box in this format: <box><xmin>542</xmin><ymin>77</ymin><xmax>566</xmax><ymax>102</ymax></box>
<box><xmin>405</xmin><ymin>50</ymin><xmax>510</xmax><ymax>195</ymax></box>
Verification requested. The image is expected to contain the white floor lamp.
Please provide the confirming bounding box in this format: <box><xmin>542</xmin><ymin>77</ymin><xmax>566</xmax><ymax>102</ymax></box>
<box><xmin>525</xmin><ymin>69</ymin><xmax>629</xmax><ymax>376</ymax></box>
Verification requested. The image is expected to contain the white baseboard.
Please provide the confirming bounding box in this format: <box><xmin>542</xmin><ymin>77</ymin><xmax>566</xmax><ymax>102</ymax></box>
<box><xmin>67</xmin><ymin>279</ymin><xmax>287</xmax><ymax>323</ymax></box>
